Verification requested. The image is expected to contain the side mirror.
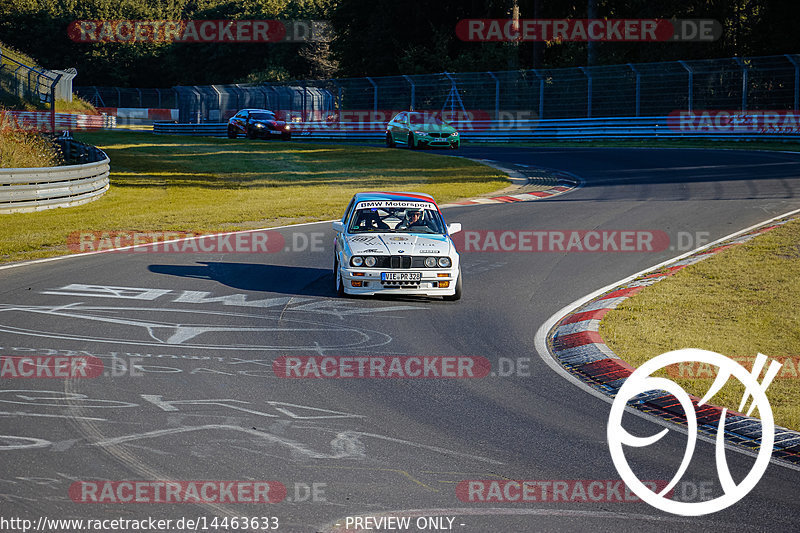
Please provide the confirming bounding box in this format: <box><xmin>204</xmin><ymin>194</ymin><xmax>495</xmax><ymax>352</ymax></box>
<box><xmin>332</xmin><ymin>221</ymin><xmax>344</xmax><ymax>233</ymax></box>
<box><xmin>447</xmin><ymin>223</ymin><xmax>462</xmax><ymax>235</ymax></box>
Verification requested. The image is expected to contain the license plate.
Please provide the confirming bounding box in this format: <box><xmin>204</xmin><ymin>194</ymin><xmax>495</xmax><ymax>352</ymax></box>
<box><xmin>381</xmin><ymin>272</ymin><xmax>421</xmax><ymax>281</ymax></box>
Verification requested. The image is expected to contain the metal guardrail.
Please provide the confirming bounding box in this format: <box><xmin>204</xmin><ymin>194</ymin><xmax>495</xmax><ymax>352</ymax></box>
<box><xmin>0</xmin><ymin>138</ymin><xmax>110</xmax><ymax>214</ymax></box>
<box><xmin>153</xmin><ymin>116</ymin><xmax>800</xmax><ymax>142</ymax></box>
<box><xmin>164</xmin><ymin>54</ymin><xmax>800</xmax><ymax>124</ymax></box>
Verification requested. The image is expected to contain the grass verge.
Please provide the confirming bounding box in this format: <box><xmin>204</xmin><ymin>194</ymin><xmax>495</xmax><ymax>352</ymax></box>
<box><xmin>0</xmin><ymin>128</ymin><xmax>61</xmax><ymax>168</ymax></box>
<box><xmin>0</xmin><ymin>130</ymin><xmax>507</xmax><ymax>264</ymax></box>
<box><xmin>600</xmin><ymin>217</ymin><xmax>800</xmax><ymax>431</ymax></box>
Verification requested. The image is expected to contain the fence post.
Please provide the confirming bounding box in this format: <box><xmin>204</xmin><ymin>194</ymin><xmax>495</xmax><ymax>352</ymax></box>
<box><xmin>210</xmin><ymin>85</ymin><xmax>222</xmax><ymax>122</ymax></box>
<box><xmin>365</xmin><ymin>77</ymin><xmax>378</xmax><ymax>113</ymax></box>
<box><xmin>785</xmin><ymin>54</ymin><xmax>799</xmax><ymax>111</ymax></box>
<box><xmin>402</xmin><ymin>75</ymin><xmax>415</xmax><ymax>111</ymax></box>
<box><xmin>734</xmin><ymin>57</ymin><xmax>747</xmax><ymax>111</ymax></box>
<box><xmin>487</xmin><ymin>71</ymin><xmax>499</xmax><ymax>120</ymax></box>
<box><xmin>302</xmin><ymin>81</ymin><xmax>308</xmax><ymax>121</ymax></box>
<box><xmin>579</xmin><ymin>67</ymin><xmax>592</xmax><ymax>118</ymax></box>
<box><xmin>679</xmin><ymin>60</ymin><xmax>693</xmax><ymax>112</ymax></box>
<box><xmin>531</xmin><ymin>69</ymin><xmax>544</xmax><ymax>119</ymax></box>
<box><xmin>50</xmin><ymin>73</ymin><xmax>62</xmax><ymax>133</ymax></box>
<box><xmin>257</xmin><ymin>84</ymin><xmax>269</xmax><ymax>109</ymax></box>
<box><xmin>628</xmin><ymin>63</ymin><xmax>640</xmax><ymax>117</ymax></box>
<box><xmin>331</xmin><ymin>79</ymin><xmax>342</xmax><ymax>112</ymax></box>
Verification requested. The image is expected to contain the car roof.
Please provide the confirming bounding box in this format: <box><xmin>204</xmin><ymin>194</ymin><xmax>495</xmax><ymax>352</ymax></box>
<box><xmin>238</xmin><ymin>109</ymin><xmax>275</xmax><ymax>114</ymax></box>
<box><xmin>353</xmin><ymin>191</ymin><xmax>437</xmax><ymax>205</ymax></box>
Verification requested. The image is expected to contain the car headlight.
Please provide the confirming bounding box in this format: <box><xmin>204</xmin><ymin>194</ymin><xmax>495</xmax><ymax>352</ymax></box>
<box><xmin>284</xmin><ymin>124</ymin><xmax>291</xmax><ymax>130</ymax></box>
<box><xmin>364</xmin><ymin>256</ymin><xmax>377</xmax><ymax>267</ymax></box>
<box><xmin>438</xmin><ymin>257</ymin><xmax>451</xmax><ymax>268</ymax></box>
<box><xmin>450</xmin><ymin>132</ymin><xmax>459</xmax><ymax>136</ymax></box>
<box><xmin>424</xmin><ymin>257</ymin><xmax>437</xmax><ymax>268</ymax></box>
<box><xmin>414</xmin><ymin>131</ymin><xmax>428</xmax><ymax>136</ymax></box>
<box><xmin>350</xmin><ymin>256</ymin><xmax>363</xmax><ymax>267</ymax></box>
<box><xmin>254</xmin><ymin>123</ymin><xmax>264</xmax><ymax>128</ymax></box>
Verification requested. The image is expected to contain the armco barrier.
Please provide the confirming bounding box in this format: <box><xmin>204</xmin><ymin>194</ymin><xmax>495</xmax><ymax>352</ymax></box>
<box><xmin>0</xmin><ymin>138</ymin><xmax>110</xmax><ymax>213</ymax></box>
<box><xmin>153</xmin><ymin>116</ymin><xmax>800</xmax><ymax>142</ymax></box>
<box><xmin>98</xmin><ymin>107</ymin><xmax>178</xmax><ymax>125</ymax></box>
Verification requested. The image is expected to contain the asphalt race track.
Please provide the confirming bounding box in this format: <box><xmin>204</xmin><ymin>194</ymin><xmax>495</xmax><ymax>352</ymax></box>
<box><xmin>2</xmin><ymin>146</ymin><xmax>800</xmax><ymax>532</ymax></box>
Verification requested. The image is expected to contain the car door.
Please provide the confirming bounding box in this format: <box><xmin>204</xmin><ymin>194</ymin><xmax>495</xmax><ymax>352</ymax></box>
<box><xmin>390</xmin><ymin>113</ymin><xmax>406</xmax><ymax>143</ymax></box>
<box><xmin>233</xmin><ymin>111</ymin><xmax>248</xmax><ymax>134</ymax></box>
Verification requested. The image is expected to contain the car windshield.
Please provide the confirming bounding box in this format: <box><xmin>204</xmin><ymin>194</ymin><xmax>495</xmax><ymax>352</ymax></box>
<box><xmin>348</xmin><ymin>206</ymin><xmax>445</xmax><ymax>234</ymax></box>
<box><xmin>249</xmin><ymin>112</ymin><xmax>275</xmax><ymax>120</ymax></box>
<box><xmin>408</xmin><ymin>113</ymin><xmax>446</xmax><ymax>126</ymax></box>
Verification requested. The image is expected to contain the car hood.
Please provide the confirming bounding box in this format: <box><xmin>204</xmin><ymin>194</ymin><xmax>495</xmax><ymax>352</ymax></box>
<box><xmin>345</xmin><ymin>233</ymin><xmax>451</xmax><ymax>256</ymax></box>
<box><xmin>409</xmin><ymin>123</ymin><xmax>456</xmax><ymax>134</ymax></box>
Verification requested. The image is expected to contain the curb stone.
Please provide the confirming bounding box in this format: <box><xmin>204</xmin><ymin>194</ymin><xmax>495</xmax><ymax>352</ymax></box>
<box><xmin>547</xmin><ymin>217</ymin><xmax>800</xmax><ymax>465</ymax></box>
<box><xmin>439</xmin><ymin>159</ymin><xmax>580</xmax><ymax>208</ymax></box>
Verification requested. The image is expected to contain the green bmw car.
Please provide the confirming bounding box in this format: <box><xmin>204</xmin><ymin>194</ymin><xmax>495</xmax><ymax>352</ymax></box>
<box><xmin>385</xmin><ymin>112</ymin><xmax>460</xmax><ymax>149</ymax></box>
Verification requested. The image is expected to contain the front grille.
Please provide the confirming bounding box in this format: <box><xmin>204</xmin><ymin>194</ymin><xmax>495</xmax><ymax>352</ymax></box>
<box><xmin>389</xmin><ymin>255</ymin><xmax>412</xmax><ymax>269</ymax></box>
<box><xmin>360</xmin><ymin>256</ymin><xmax>442</xmax><ymax>269</ymax></box>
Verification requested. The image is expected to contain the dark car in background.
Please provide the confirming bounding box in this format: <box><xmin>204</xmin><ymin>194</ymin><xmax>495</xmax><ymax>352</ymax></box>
<box><xmin>227</xmin><ymin>109</ymin><xmax>292</xmax><ymax>140</ymax></box>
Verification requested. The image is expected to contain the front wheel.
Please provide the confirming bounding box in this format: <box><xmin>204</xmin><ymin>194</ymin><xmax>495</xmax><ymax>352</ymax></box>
<box><xmin>386</xmin><ymin>132</ymin><xmax>395</xmax><ymax>148</ymax></box>
<box><xmin>227</xmin><ymin>127</ymin><xmax>237</xmax><ymax>139</ymax></box>
<box><xmin>407</xmin><ymin>133</ymin><xmax>417</xmax><ymax>149</ymax></box>
<box><xmin>443</xmin><ymin>270</ymin><xmax>462</xmax><ymax>301</ymax></box>
<box><xmin>282</xmin><ymin>133</ymin><xmax>292</xmax><ymax>141</ymax></box>
<box><xmin>334</xmin><ymin>260</ymin><xmax>346</xmax><ymax>297</ymax></box>
<box><xmin>246</xmin><ymin>128</ymin><xmax>258</xmax><ymax>140</ymax></box>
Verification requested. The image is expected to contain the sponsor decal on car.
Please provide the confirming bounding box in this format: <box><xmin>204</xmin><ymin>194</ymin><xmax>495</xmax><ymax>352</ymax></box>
<box><xmin>355</xmin><ymin>201</ymin><xmax>432</xmax><ymax>210</ymax></box>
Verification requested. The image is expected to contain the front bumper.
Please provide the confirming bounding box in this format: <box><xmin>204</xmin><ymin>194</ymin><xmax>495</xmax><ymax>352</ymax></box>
<box><xmin>252</xmin><ymin>128</ymin><xmax>289</xmax><ymax>138</ymax></box>
<box><xmin>415</xmin><ymin>134</ymin><xmax>459</xmax><ymax>148</ymax></box>
<box><xmin>340</xmin><ymin>266</ymin><xmax>458</xmax><ymax>297</ymax></box>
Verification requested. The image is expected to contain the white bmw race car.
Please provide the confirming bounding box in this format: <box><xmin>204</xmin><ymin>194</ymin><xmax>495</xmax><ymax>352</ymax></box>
<box><xmin>332</xmin><ymin>192</ymin><xmax>462</xmax><ymax>300</ymax></box>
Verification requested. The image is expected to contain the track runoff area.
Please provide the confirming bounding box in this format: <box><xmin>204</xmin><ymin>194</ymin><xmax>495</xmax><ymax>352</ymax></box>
<box><xmin>1</xmin><ymin>144</ymin><xmax>800</xmax><ymax>532</ymax></box>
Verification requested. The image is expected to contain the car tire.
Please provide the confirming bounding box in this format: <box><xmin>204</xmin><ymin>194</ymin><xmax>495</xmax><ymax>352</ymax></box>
<box><xmin>334</xmin><ymin>260</ymin><xmax>346</xmax><ymax>297</ymax></box>
<box><xmin>227</xmin><ymin>127</ymin><xmax>237</xmax><ymax>139</ymax></box>
<box><xmin>443</xmin><ymin>269</ymin><xmax>462</xmax><ymax>301</ymax></box>
<box><xmin>246</xmin><ymin>128</ymin><xmax>257</xmax><ymax>140</ymax></box>
<box><xmin>450</xmin><ymin>142</ymin><xmax>459</xmax><ymax>150</ymax></box>
<box><xmin>386</xmin><ymin>132</ymin><xmax>395</xmax><ymax>148</ymax></box>
<box><xmin>407</xmin><ymin>133</ymin><xmax>417</xmax><ymax>149</ymax></box>
<box><xmin>282</xmin><ymin>133</ymin><xmax>292</xmax><ymax>141</ymax></box>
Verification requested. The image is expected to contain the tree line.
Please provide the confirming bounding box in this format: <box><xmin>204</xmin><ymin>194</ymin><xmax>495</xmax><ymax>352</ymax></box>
<box><xmin>0</xmin><ymin>0</ymin><xmax>796</xmax><ymax>87</ymax></box>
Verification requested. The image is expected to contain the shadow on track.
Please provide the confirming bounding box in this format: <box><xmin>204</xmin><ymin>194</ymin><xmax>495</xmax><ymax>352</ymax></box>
<box><xmin>147</xmin><ymin>261</ymin><xmax>456</xmax><ymax>303</ymax></box>
<box><xmin>148</xmin><ymin>262</ymin><xmax>336</xmax><ymax>297</ymax></box>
